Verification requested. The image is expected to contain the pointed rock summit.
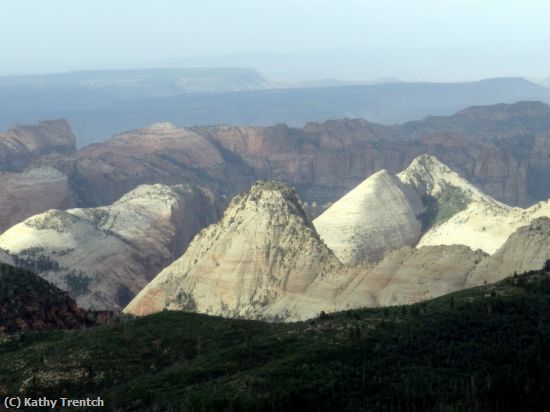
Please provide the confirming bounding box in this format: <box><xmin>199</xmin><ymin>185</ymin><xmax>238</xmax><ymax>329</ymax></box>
<box><xmin>0</xmin><ymin>183</ymin><xmax>224</xmax><ymax>310</ymax></box>
<box><xmin>397</xmin><ymin>154</ymin><xmax>493</xmax><ymax>204</ymax></box>
<box><xmin>125</xmin><ymin>180</ymin><xmax>343</xmax><ymax>320</ymax></box>
<box><xmin>313</xmin><ymin>170</ymin><xmax>424</xmax><ymax>265</ymax></box>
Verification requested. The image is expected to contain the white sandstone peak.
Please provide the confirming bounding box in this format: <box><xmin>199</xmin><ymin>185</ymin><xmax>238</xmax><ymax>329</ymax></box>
<box><xmin>313</xmin><ymin>169</ymin><xmax>424</xmax><ymax>265</ymax></box>
<box><xmin>398</xmin><ymin>154</ymin><xmax>499</xmax><ymax>206</ymax></box>
<box><xmin>125</xmin><ymin>180</ymin><xmax>342</xmax><ymax>321</ymax></box>
<box><xmin>0</xmin><ymin>183</ymin><xmax>223</xmax><ymax>310</ymax></box>
<box><xmin>115</xmin><ymin>183</ymin><xmax>194</xmax><ymax>205</ymax></box>
<box><xmin>148</xmin><ymin>122</ymin><xmax>179</xmax><ymax>133</ymax></box>
<box><xmin>400</xmin><ymin>154</ymin><xmax>550</xmax><ymax>254</ymax></box>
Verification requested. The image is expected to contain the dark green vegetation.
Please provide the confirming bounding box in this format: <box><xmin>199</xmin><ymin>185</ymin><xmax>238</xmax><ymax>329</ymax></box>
<box><xmin>3</xmin><ymin>267</ymin><xmax>550</xmax><ymax>411</ymax></box>
<box><xmin>0</xmin><ymin>264</ymin><xmax>90</xmax><ymax>334</ymax></box>
<box><xmin>13</xmin><ymin>247</ymin><xmax>60</xmax><ymax>273</ymax></box>
<box><xmin>420</xmin><ymin>184</ymin><xmax>471</xmax><ymax>231</ymax></box>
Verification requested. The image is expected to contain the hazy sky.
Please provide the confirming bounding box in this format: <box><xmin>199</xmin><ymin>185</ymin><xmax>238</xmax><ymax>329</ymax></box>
<box><xmin>2</xmin><ymin>0</ymin><xmax>550</xmax><ymax>81</ymax></box>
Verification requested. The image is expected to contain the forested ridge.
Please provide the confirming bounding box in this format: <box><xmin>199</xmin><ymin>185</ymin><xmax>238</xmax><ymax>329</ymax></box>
<box><xmin>2</xmin><ymin>265</ymin><xmax>550</xmax><ymax>411</ymax></box>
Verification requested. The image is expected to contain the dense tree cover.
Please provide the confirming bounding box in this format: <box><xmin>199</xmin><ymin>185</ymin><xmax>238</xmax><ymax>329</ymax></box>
<box><xmin>0</xmin><ymin>263</ymin><xmax>91</xmax><ymax>334</ymax></box>
<box><xmin>2</xmin><ymin>266</ymin><xmax>550</xmax><ymax>411</ymax></box>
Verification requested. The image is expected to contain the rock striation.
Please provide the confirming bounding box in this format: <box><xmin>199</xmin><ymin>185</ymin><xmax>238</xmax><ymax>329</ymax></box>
<box><xmin>125</xmin><ymin>181</ymin><xmax>343</xmax><ymax>321</ymax></box>
<box><xmin>337</xmin><ymin>245</ymin><xmax>487</xmax><ymax>308</ymax></box>
<box><xmin>124</xmin><ymin>160</ymin><xmax>550</xmax><ymax>321</ymax></box>
<box><xmin>0</xmin><ymin>166</ymin><xmax>76</xmax><ymax>232</ymax></box>
<box><xmin>3</xmin><ymin>102</ymin><xmax>550</xmax><ymax>234</ymax></box>
<box><xmin>67</xmin><ymin>123</ymin><xmax>253</xmax><ymax>206</ymax></box>
<box><xmin>0</xmin><ymin>184</ymin><xmax>224</xmax><ymax>310</ymax></box>
<box><xmin>313</xmin><ymin>170</ymin><xmax>424</xmax><ymax>265</ymax></box>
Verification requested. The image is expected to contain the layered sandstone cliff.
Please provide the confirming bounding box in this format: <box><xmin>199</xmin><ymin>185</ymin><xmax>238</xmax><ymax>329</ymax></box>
<box><xmin>68</xmin><ymin>122</ymin><xmax>253</xmax><ymax>206</ymax></box>
<box><xmin>2</xmin><ymin>102</ymin><xmax>550</xmax><ymax>235</ymax></box>
<box><xmin>0</xmin><ymin>166</ymin><xmax>76</xmax><ymax>232</ymax></box>
<box><xmin>337</xmin><ymin>245</ymin><xmax>487</xmax><ymax>308</ymax></box>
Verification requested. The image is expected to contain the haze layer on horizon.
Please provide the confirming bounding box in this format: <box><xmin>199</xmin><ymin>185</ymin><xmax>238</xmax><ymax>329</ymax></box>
<box><xmin>2</xmin><ymin>0</ymin><xmax>549</xmax><ymax>82</ymax></box>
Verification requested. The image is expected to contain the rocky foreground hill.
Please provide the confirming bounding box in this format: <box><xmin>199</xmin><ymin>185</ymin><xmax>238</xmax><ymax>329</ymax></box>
<box><xmin>3</xmin><ymin>101</ymin><xmax>550</xmax><ymax>233</ymax></box>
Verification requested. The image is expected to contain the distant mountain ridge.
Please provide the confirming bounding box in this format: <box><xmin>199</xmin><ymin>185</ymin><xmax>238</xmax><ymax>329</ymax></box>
<box><xmin>1</xmin><ymin>72</ymin><xmax>549</xmax><ymax>146</ymax></box>
<box><xmin>5</xmin><ymin>101</ymin><xmax>550</xmax><ymax>234</ymax></box>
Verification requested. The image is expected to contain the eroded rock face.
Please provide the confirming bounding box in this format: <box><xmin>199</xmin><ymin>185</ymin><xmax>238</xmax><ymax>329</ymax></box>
<box><xmin>0</xmin><ymin>184</ymin><xmax>225</xmax><ymax>310</ymax></box>
<box><xmin>466</xmin><ymin>217</ymin><xmax>550</xmax><ymax>287</ymax></box>
<box><xmin>195</xmin><ymin>102</ymin><xmax>550</xmax><ymax>208</ymax></box>
<box><xmin>124</xmin><ymin>158</ymin><xmax>550</xmax><ymax>321</ymax></box>
<box><xmin>313</xmin><ymin>170</ymin><xmax>424</xmax><ymax>265</ymax></box>
<box><xmin>0</xmin><ymin>166</ymin><xmax>76</xmax><ymax>232</ymax></box>
<box><xmin>0</xmin><ymin>119</ymin><xmax>76</xmax><ymax>171</ymax></box>
<box><xmin>125</xmin><ymin>180</ymin><xmax>343</xmax><ymax>321</ymax></box>
<box><xmin>68</xmin><ymin>123</ymin><xmax>253</xmax><ymax>206</ymax></box>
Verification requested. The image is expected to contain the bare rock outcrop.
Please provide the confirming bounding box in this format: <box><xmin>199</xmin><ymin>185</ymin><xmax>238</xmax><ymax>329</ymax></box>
<box><xmin>399</xmin><ymin>155</ymin><xmax>550</xmax><ymax>254</ymax></box>
<box><xmin>337</xmin><ymin>245</ymin><xmax>487</xmax><ymax>308</ymax></box>
<box><xmin>68</xmin><ymin>123</ymin><xmax>252</xmax><ymax>206</ymax></box>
